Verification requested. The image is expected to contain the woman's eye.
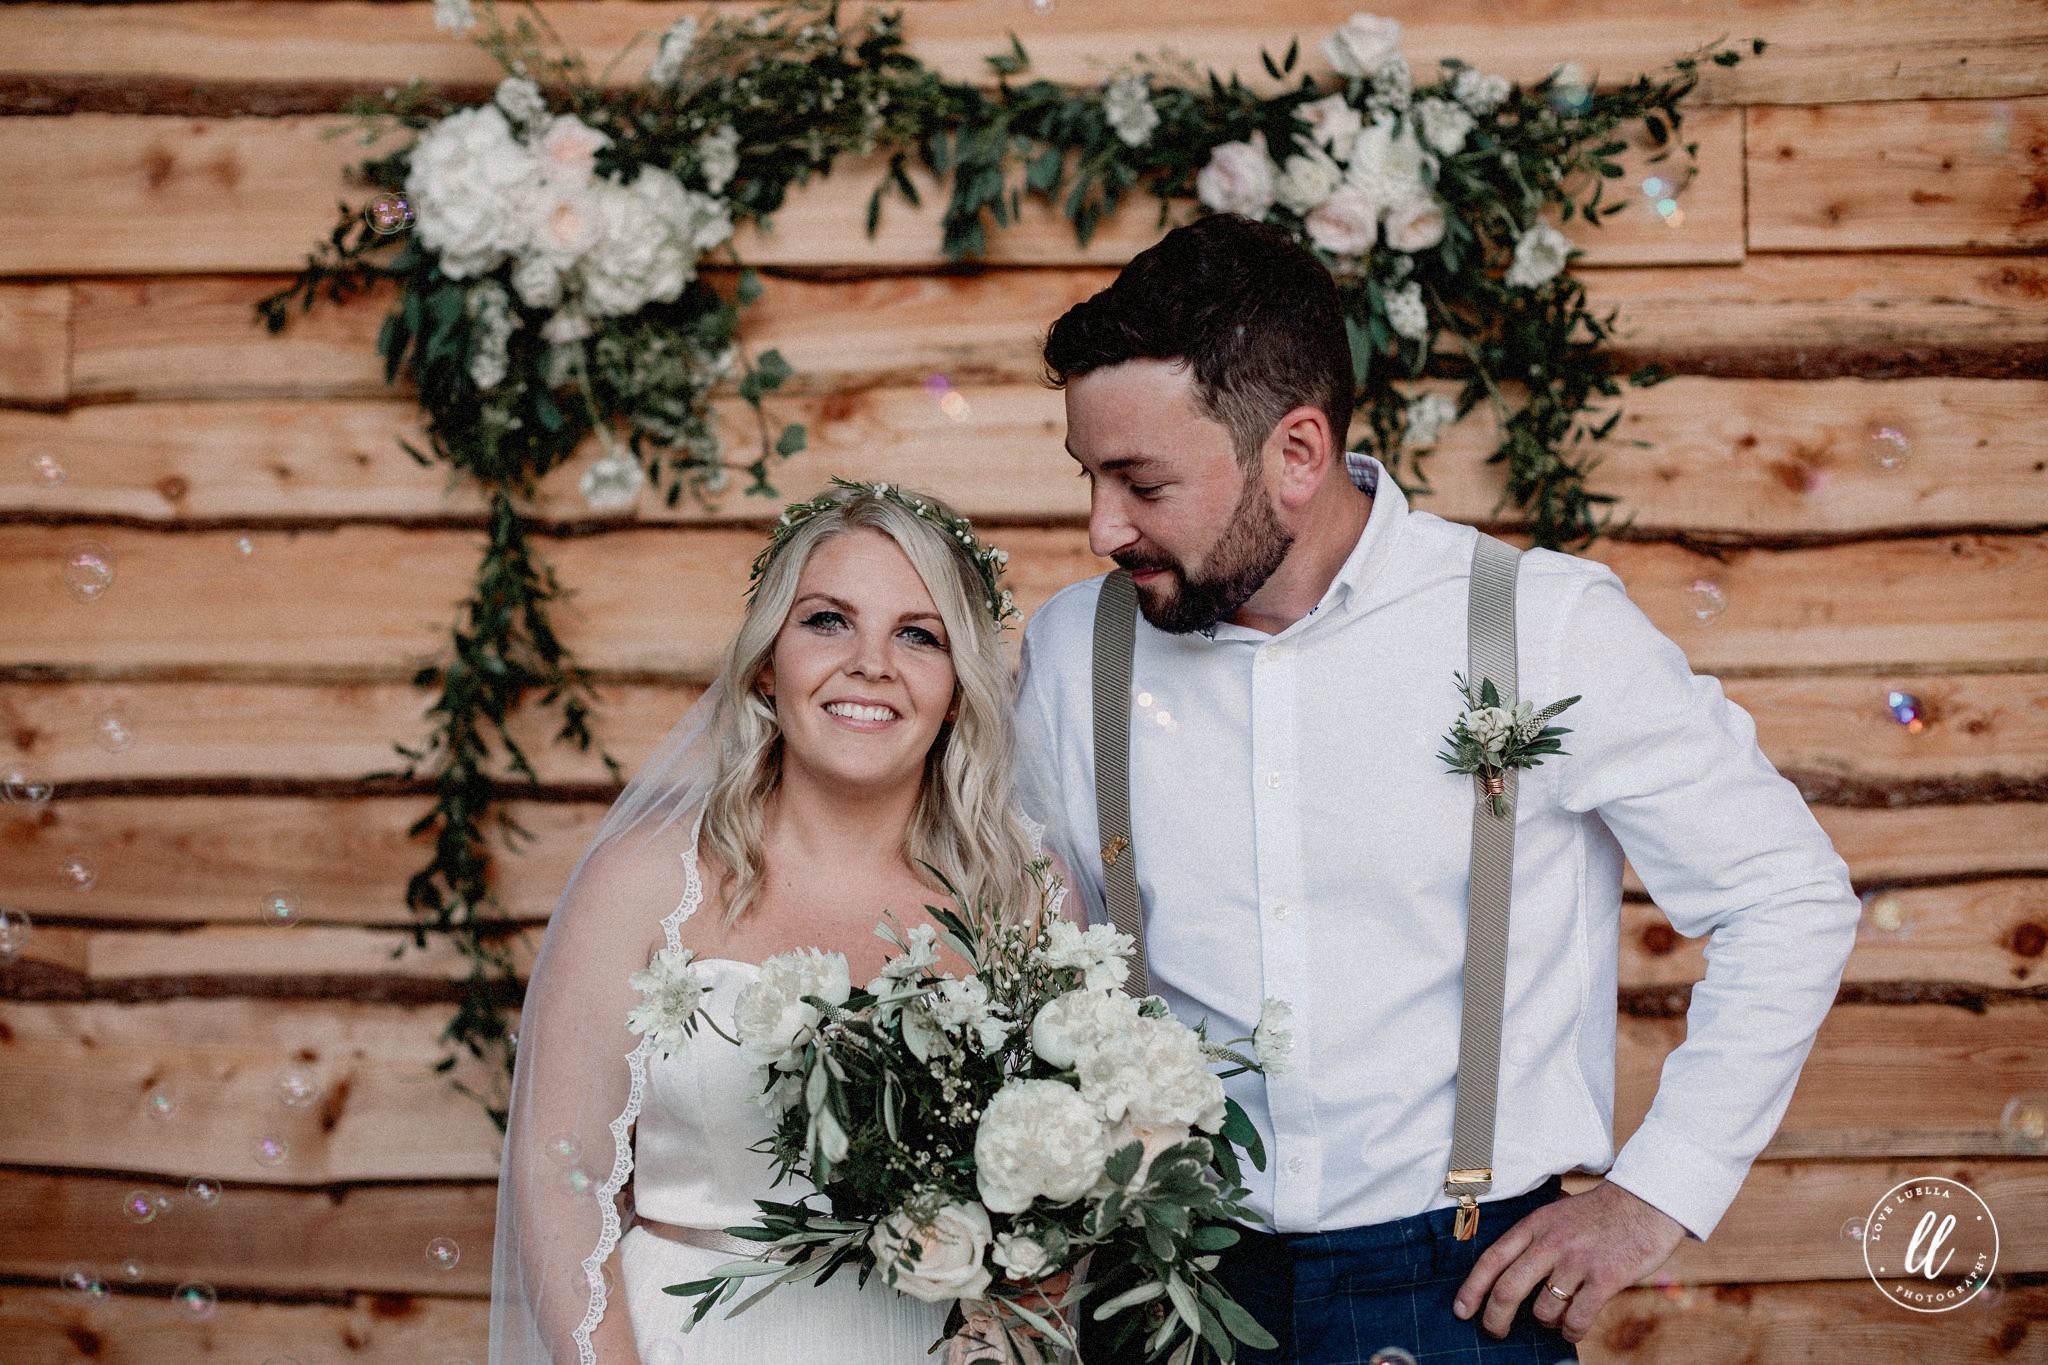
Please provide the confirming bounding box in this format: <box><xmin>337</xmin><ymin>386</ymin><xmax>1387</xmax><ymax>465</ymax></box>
<box><xmin>799</xmin><ymin>610</ymin><xmax>848</xmax><ymax>631</ymax></box>
<box><xmin>898</xmin><ymin>625</ymin><xmax>946</xmax><ymax>649</ymax></box>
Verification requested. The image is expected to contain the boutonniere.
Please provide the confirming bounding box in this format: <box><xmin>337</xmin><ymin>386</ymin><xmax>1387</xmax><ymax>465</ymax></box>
<box><xmin>1438</xmin><ymin>673</ymin><xmax>1582</xmax><ymax>817</ymax></box>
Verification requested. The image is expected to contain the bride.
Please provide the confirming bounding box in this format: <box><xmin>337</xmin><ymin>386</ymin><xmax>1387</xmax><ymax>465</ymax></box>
<box><xmin>488</xmin><ymin>480</ymin><xmax>1069</xmax><ymax>1364</ymax></box>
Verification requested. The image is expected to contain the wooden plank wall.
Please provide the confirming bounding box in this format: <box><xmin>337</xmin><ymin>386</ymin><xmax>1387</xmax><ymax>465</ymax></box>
<box><xmin>2</xmin><ymin>2</ymin><xmax>2046</xmax><ymax>1360</ymax></box>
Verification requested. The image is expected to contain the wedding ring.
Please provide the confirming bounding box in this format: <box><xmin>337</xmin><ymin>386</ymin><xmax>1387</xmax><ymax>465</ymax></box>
<box><xmin>1545</xmin><ymin>1281</ymin><xmax>1575</xmax><ymax>1302</ymax></box>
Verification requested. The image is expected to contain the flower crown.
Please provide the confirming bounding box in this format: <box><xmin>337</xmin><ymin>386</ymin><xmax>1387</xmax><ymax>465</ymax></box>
<box><xmin>747</xmin><ymin>477</ymin><xmax>1020</xmax><ymax>630</ymax></box>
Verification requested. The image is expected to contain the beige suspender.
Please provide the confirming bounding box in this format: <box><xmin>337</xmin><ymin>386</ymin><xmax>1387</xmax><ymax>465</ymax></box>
<box><xmin>1089</xmin><ymin>534</ymin><xmax>1523</xmax><ymax>1240</ymax></box>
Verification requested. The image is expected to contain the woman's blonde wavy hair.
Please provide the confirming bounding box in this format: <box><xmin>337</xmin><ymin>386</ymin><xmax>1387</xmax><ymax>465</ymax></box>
<box><xmin>699</xmin><ymin>484</ymin><xmax>1041</xmax><ymax>924</ymax></box>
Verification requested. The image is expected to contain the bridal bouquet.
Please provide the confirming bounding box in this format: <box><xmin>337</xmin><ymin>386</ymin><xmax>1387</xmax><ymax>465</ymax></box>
<box><xmin>651</xmin><ymin>877</ymin><xmax>1279</xmax><ymax>1363</ymax></box>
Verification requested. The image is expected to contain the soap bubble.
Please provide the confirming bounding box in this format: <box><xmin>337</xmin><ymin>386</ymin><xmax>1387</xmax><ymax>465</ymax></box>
<box><xmin>2000</xmin><ymin>1094</ymin><xmax>2048</xmax><ymax>1153</ymax></box>
<box><xmin>546</xmin><ymin>1133</ymin><xmax>583</xmax><ymax>1165</ymax></box>
<box><xmin>426</xmin><ymin>1236</ymin><xmax>463</xmax><ymax>1270</ymax></box>
<box><xmin>1964</xmin><ymin>1271</ymin><xmax>2006</xmax><ymax>1309</ymax></box>
<box><xmin>2</xmin><ymin>762</ymin><xmax>55</xmax><ymax>809</ymax></box>
<box><xmin>121</xmin><ymin>1189</ymin><xmax>166</xmax><ymax>1224</ymax></box>
<box><xmin>61</xmin><ymin>1264</ymin><xmax>109</xmax><ymax>1300</ymax></box>
<box><xmin>1862</xmin><ymin>891</ymin><xmax>1909</xmax><ymax>936</ymax></box>
<box><xmin>0</xmin><ymin>907</ymin><xmax>31</xmax><ymax>964</ymax></box>
<box><xmin>31</xmin><ymin>452</ymin><xmax>66</xmax><ymax>487</ymax></box>
<box><xmin>186</xmin><ymin>1176</ymin><xmax>223</xmax><ymax>1206</ymax></box>
<box><xmin>252</xmin><ymin>1135</ymin><xmax>290</xmax><ymax>1167</ymax></box>
<box><xmin>275</xmin><ymin>1065</ymin><xmax>319</xmax><ymax>1109</ymax></box>
<box><xmin>1887</xmin><ymin>689</ymin><xmax>1926</xmax><ymax>733</ymax></box>
<box><xmin>939</xmin><ymin>390</ymin><xmax>971</xmax><ymax>422</ymax></box>
<box><xmin>261</xmin><ymin>889</ymin><xmax>301</xmax><ymax>927</ymax></box>
<box><xmin>1839</xmin><ymin>1216</ymin><xmax>1865</xmax><ymax>1243</ymax></box>
<box><xmin>1684</xmin><ymin>579</ymin><xmax>1727</xmax><ymax>624</ymax></box>
<box><xmin>1867</xmin><ymin>426</ymin><xmax>1912</xmax><ymax>470</ymax></box>
<box><xmin>1546</xmin><ymin>64</ymin><xmax>1593</xmax><ymax>115</ymax></box>
<box><xmin>365</xmin><ymin>193</ymin><xmax>415</xmax><ymax>235</ymax></box>
<box><xmin>119</xmin><ymin>1259</ymin><xmax>146</xmax><ymax>1283</ymax></box>
<box><xmin>1367</xmin><ymin>1351</ymin><xmax>1417</xmax><ymax>1365</ymax></box>
<box><xmin>1027</xmin><ymin>0</ymin><xmax>1055</xmax><ymax>14</ymax></box>
<box><xmin>173</xmin><ymin>1281</ymin><xmax>218</xmax><ymax>1321</ymax></box>
<box><xmin>60</xmin><ymin>852</ymin><xmax>98</xmax><ymax>890</ymax></box>
<box><xmin>95</xmin><ymin>708</ymin><xmax>137</xmax><ymax>752</ymax></box>
<box><xmin>237</xmin><ymin>536</ymin><xmax>255</xmax><ymax>556</ymax></box>
<box><xmin>63</xmin><ymin>542</ymin><xmax>116</xmax><ymax>602</ymax></box>
<box><xmin>146</xmin><ymin>1088</ymin><xmax>176</xmax><ymax>1120</ymax></box>
<box><xmin>565</xmin><ymin>1165</ymin><xmax>594</xmax><ymax>1194</ymax></box>
<box><xmin>645</xmin><ymin>1344</ymin><xmax>688</xmax><ymax>1365</ymax></box>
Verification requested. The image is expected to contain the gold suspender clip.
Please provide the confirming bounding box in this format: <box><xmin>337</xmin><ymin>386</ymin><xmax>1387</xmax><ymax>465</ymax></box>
<box><xmin>1101</xmin><ymin>835</ymin><xmax>1129</xmax><ymax>868</ymax></box>
<box><xmin>1446</xmin><ymin>1168</ymin><xmax>1492</xmax><ymax>1241</ymax></box>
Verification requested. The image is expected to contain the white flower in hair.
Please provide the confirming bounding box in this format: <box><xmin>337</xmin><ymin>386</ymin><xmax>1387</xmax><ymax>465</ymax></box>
<box><xmin>1103</xmin><ymin>72</ymin><xmax>1160</xmax><ymax>148</ymax></box>
<box><xmin>1505</xmin><ymin>222</ymin><xmax>1571</xmax><ymax>289</ymax></box>
<box><xmin>626</xmin><ymin>946</ymin><xmax>712</xmax><ymax>1059</ymax></box>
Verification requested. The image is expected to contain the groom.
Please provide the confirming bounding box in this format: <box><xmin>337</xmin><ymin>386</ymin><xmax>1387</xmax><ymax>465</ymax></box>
<box><xmin>1012</xmin><ymin>215</ymin><xmax>1860</xmax><ymax>1362</ymax></box>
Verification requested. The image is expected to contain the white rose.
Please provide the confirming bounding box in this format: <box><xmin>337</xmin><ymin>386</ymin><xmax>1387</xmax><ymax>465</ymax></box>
<box><xmin>870</xmin><ymin>1203</ymin><xmax>994</xmax><ymax>1304</ymax></box>
<box><xmin>1416</xmin><ymin>97</ymin><xmax>1476</xmax><ymax>157</ymax></box>
<box><xmin>1305</xmin><ymin>184</ymin><xmax>1378</xmax><ymax>256</ymax></box>
<box><xmin>1345</xmin><ymin>115</ymin><xmax>1431</xmax><ymax>213</ymax></box>
<box><xmin>1321</xmin><ymin>13</ymin><xmax>1404</xmax><ymax>80</ymax></box>
<box><xmin>1383</xmin><ymin>194</ymin><xmax>1447</xmax><ymax>253</ymax></box>
<box><xmin>528</xmin><ymin>182</ymin><xmax>602</xmax><ymax>267</ymax></box>
<box><xmin>579</xmin><ymin>450</ymin><xmax>644</xmax><ymax>514</ymax></box>
<box><xmin>535</xmin><ymin>114</ymin><xmax>610</xmax><ymax>186</ymax></box>
<box><xmin>1384</xmin><ymin>282</ymin><xmax>1433</xmax><ymax>341</ymax></box>
<box><xmin>1195</xmin><ymin>133</ymin><xmax>1278</xmax><ymax>220</ymax></box>
<box><xmin>1275</xmin><ymin>144</ymin><xmax>1345</xmax><ymax>216</ymax></box>
<box><xmin>647</xmin><ymin>15</ymin><xmax>699</xmax><ymax>89</ymax></box>
<box><xmin>991</xmin><ymin>1231</ymin><xmax>1052</xmax><ymax>1281</ymax></box>
<box><xmin>1403</xmin><ymin>391</ymin><xmax>1458</xmax><ymax>448</ymax></box>
<box><xmin>494</xmin><ymin>77</ymin><xmax>549</xmax><ymax>134</ymax></box>
<box><xmin>696</xmin><ymin>124</ymin><xmax>740</xmax><ymax>195</ymax></box>
<box><xmin>974</xmin><ymin>1079</ymin><xmax>1113</xmax><ymax>1213</ymax></box>
<box><xmin>1102</xmin><ymin>73</ymin><xmax>1160</xmax><ymax>149</ymax></box>
<box><xmin>404</xmin><ymin>105</ymin><xmax>537</xmax><ymax>279</ymax></box>
<box><xmin>732</xmin><ymin>947</ymin><xmax>851</xmax><ymax>1071</ymax></box>
<box><xmin>1029</xmin><ymin>986</ymin><xmax>1139</xmax><ymax>1069</ymax></box>
<box><xmin>1296</xmin><ymin>93</ymin><xmax>1364</xmax><ymax>163</ymax></box>
<box><xmin>1453</xmin><ymin>68</ymin><xmax>1512</xmax><ymax>117</ymax></box>
<box><xmin>1504</xmin><ymin>222</ymin><xmax>1571</xmax><ymax>289</ymax></box>
<box><xmin>1075</xmin><ymin>1013</ymin><xmax>1227</xmax><ymax>1133</ymax></box>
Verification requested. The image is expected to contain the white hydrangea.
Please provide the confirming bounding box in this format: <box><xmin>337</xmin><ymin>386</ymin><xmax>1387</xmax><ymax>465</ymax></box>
<box><xmin>1404</xmin><ymin>391</ymin><xmax>1459</xmax><ymax>448</ymax></box>
<box><xmin>1252</xmin><ymin>997</ymin><xmax>1295</xmax><ymax>1077</ymax></box>
<box><xmin>1029</xmin><ymin>986</ymin><xmax>1140</xmax><ymax>1069</ymax></box>
<box><xmin>579</xmin><ymin>449</ymin><xmax>644</xmax><ymax>513</ymax></box>
<box><xmin>1102</xmin><ymin>73</ymin><xmax>1160</xmax><ymax>149</ymax></box>
<box><xmin>404</xmin><ymin>105</ymin><xmax>537</xmax><ymax>279</ymax></box>
<box><xmin>1344</xmin><ymin>115</ymin><xmax>1431</xmax><ymax>216</ymax></box>
<box><xmin>1321</xmin><ymin>13</ymin><xmax>1404</xmax><ymax>80</ymax></box>
<box><xmin>577</xmin><ymin>170</ymin><xmax>729</xmax><ymax>317</ymax></box>
<box><xmin>1296</xmin><ymin>93</ymin><xmax>1365</xmax><ymax>163</ymax></box>
<box><xmin>1195</xmin><ymin>133</ymin><xmax>1278</xmax><ymax>219</ymax></box>
<box><xmin>1305</xmin><ymin>184</ymin><xmax>1379</xmax><ymax>256</ymax></box>
<box><xmin>1505</xmin><ymin>222</ymin><xmax>1571</xmax><ymax>289</ymax></box>
<box><xmin>1275</xmin><ymin>143</ymin><xmax>1346</xmax><ymax>216</ymax></box>
<box><xmin>1383</xmin><ymin>194</ymin><xmax>1448</xmax><ymax>253</ymax></box>
<box><xmin>465</xmin><ymin>280</ymin><xmax>518</xmax><ymax>391</ymax></box>
<box><xmin>1032</xmin><ymin>921</ymin><xmax>1134</xmax><ymax>994</ymax></box>
<box><xmin>1075</xmin><ymin>1012</ymin><xmax>1227</xmax><ymax>1133</ymax></box>
<box><xmin>696</xmin><ymin>124</ymin><xmax>740</xmax><ymax>195</ymax></box>
<box><xmin>433</xmin><ymin>0</ymin><xmax>477</xmax><ymax>34</ymax></box>
<box><xmin>625</xmin><ymin>946</ymin><xmax>709</xmax><ymax>1059</ymax></box>
<box><xmin>647</xmin><ymin>15</ymin><xmax>700</xmax><ymax>88</ymax></box>
<box><xmin>732</xmin><ymin>947</ymin><xmax>851</xmax><ymax>1071</ymax></box>
<box><xmin>1384</xmin><ymin>281</ymin><xmax>1428</xmax><ymax>341</ymax></box>
<box><xmin>974</xmin><ymin>1078</ymin><xmax>1113</xmax><ymax>1213</ymax></box>
<box><xmin>1416</xmin><ymin>96</ymin><xmax>1476</xmax><ymax>157</ymax></box>
<box><xmin>493</xmin><ymin>77</ymin><xmax>549</xmax><ymax>134</ymax></box>
<box><xmin>1453</xmin><ymin>68</ymin><xmax>1512</xmax><ymax>117</ymax></box>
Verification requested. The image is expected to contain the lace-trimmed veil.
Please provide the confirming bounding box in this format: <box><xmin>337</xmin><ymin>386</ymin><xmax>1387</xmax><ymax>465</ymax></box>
<box><xmin>489</xmin><ymin>680</ymin><xmax>730</xmax><ymax>1365</ymax></box>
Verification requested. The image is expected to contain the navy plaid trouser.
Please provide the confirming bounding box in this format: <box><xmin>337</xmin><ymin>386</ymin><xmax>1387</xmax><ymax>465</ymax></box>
<box><xmin>1210</xmin><ymin>1175</ymin><xmax>1581</xmax><ymax>1365</ymax></box>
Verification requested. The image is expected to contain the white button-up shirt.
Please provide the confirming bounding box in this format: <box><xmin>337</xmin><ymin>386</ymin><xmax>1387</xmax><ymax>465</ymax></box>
<box><xmin>1013</xmin><ymin>458</ymin><xmax>1859</xmax><ymax>1241</ymax></box>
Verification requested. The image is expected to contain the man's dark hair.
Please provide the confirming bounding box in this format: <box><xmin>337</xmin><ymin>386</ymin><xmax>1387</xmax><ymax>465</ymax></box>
<box><xmin>1042</xmin><ymin>214</ymin><xmax>1354</xmax><ymax>466</ymax></box>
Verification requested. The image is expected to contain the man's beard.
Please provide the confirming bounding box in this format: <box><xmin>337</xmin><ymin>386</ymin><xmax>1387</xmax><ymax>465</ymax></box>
<box><xmin>1115</xmin><ymin>473</ymin><xmax>1295</xmax><ymax>634</ymax></box>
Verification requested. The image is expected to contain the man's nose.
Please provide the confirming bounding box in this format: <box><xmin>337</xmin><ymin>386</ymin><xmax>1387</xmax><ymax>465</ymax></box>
<box><xmin>1088</xmin><ymin>483</ymin><xmax>1138</xmax><ymax>561</ymax></box>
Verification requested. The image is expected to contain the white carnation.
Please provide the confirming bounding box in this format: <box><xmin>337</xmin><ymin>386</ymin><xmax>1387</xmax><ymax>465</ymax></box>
<box><xmin>493</xmin><ymin>77</ymin><xmax>549</xmax><ymax>134</ymax></box>
<box><xmin>974</xmin><ymin>1079</ymin><xmax>1113</xmax><ymax>1213</ymax></box>
<box><xmin>696</xmin><ymin>124</ymin><xmax>740</xmax><ymax>195</ymax></box>
<box><xmin>579</xmin><ymin>449</ymin><xmax>644</xmax><ymax>513</ymax></box>
<box><xmin>1416</xmin><ymin>97</ymin><xmax>1476</xmax><ymax>157</ymax></box>
<box><xmin>1075</xmin><ymin>1013</ymin><xmax>1227</xmax><ymax>1134</ymax></box>
<box><xmin>1453</xmin><ymin>68</ymin><xmax>1512</xmax><ymax>116</ymax></box>
<box><xmin>1275</xmin><ymin>143</ymin><xmax>1345</xmax><ymax>216</ymax></box>
<box><xmin>433</xmin><ymin>0</ymin><xmax>477</xmax><ymax>34</ymax></box>
<box><xmin>1031</xmin><ymin>922</ymin><xmax>1134</xmax><ymax>994</ymax></box>
<box><xmin>647</xmin><ymin>15</ymin><xmax>699</xmax><ymax>89</ymax></box>
<box><xmin>1296</xmin><ymin>93</ymin><xmax>1364</xmax><ymax>163</ymax></box>
<box><xmin>1505</xmin><ymin>222</ymin><xmax>1571</xmax><ymax>289</ymax></box>
<box><xmin>870</xmin><ymin>1202</ymin><xmax>994</xmax><ymax>1303</ymax></box>
<box><xmin>1102</xmin><ymin>73</ymin><xmax>1160</xmax><ymax>149</ymax></box>
<box><xmin>928</xmin><ymin>975</ymin><xmax>1013</xmax><ymax>1053</ymax></box>
<box><xmin>1404</xmin><ymin>391</ymin><xmax>1458</xmax><ymax>448</ymax></box>
<box><xmin>1345</xmin><ymin>114</ymin><xmax>1432</xmax><ymax>214</ymax></box>
<box><xmin>1195</xmin><ymin>133</ymin><xmax>1278</xmax><ymax>220</ymax></box>
<box><xmin>404</xmin><ymin>105</ymin><xmax>537</xmax><ymax>279</ymax></box>
<box><xmin>732</xmin><ymin>947</ymin><xmax>850</xmax><ymax>1071</ymax></box>
<box><xmin>1029</xmin><ymin>987</ymin><xmax>1139</xmax><ymax>1069</ymax></box>
<box><xmin>1384</xmin><ymin>281</ymin><xmax>1428</xmax><ymax>341</ymax></box>
<box><xmin>625</xmin><ymin>946</ymin><xmax>709</xmax><ymax>1059</ymax></box>
<box><xmin>1383</xmin><ymin>194</ymin><xmax>1447</xmax><ymax>253</ymax></box>
<box><xmin>1321</xmin><ymin>13</ymin><xmax>1404</xmax><ymax>80</ymax></box>
<box><xmin>867</xmin><ymin>922</ymin><xmax>942</xmax><ymax>996</ymax></box>
<box><xmin>1305</xmin><ymin>184</ymin><xmax>1378</xmax><ymax>256</ymax></box>
<box><xmin>1252</xmin><ymin>997</ymin><xmax>1295</xmax><ymax>1077</ymax></box>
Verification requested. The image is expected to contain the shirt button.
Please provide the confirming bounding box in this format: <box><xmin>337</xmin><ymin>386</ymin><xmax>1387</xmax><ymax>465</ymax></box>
<box><xmin>1271</xmin><ymin>903</ymin><xmax>1290</xmax><ymax>920</ymax></box>
<box><xmin>1286</xmin><ymin>1156</ymin><xmax>1305</xmax><ymax>1175</ymax></box>
<box><xmin>1266</xmin><ymin>773</ymin><xmax>1282</xmax><ymax>789</ymax></box>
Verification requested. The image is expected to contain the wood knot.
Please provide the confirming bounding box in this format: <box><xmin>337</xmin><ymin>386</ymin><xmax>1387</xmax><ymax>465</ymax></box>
<box><xmin>1639</xmin><ymin>923</ymin><xmax>1679</xmax><ymax>956</ymax></box>
<box><xmin>156</xmin><ymin>474</ymin><xmax>189</xmax><ymax>503</ymax></box>
<box><xmin>2010</xmin><ymin>921</ymin><xmax>2047</xmax><ymax>959</ymax></box>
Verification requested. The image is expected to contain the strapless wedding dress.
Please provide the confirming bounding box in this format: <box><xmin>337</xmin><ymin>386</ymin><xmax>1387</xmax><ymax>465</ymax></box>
<box><xmin>601</xmin><ymin>822</ymin><xmax>950</xmax><ymax>1364</ymax></box>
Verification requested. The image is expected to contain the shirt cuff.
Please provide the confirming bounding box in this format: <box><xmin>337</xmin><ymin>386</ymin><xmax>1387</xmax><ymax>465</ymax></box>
<box><xmin>1602</xmin><ymin>1116</ymin><xmax>1751</xmax><ymax>1242</ymax></box>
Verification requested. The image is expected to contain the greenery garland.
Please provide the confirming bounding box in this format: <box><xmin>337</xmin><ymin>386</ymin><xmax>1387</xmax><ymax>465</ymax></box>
<box><xmin>260</xmin><ymin>0</ymin><xmax>1753</xmax><ymax>1120</ymax></box>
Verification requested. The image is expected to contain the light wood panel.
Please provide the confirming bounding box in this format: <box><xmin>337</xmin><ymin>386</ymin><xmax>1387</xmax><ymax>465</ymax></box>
<box><xmin>1749</xmin><ymin>98</ymin><xmax>2048</xmax><ymax>253</ymax></box>
<box><xmin>1623</xmin><ymin>878</ymin><xmax>2048</xmax><ymax>990</ymax></box>
<box><xmin>0</xmin><ymin>282</ymin><xmax>68</xmax><ymax>407</ymax></box>
<box><xmin>67</xmin><ymin>256</ymin><xmax>2048</xmax><ymax>410</ymax></box>
<box><xmin>0</xmin><ymin>1288</ymin><xmax>492</xmax><ymax>1365</ymax></box>
<box><xmin>11</xmin><ymin>670</ymin><xmax>2040</xmax><ymax>791</ymax></box>
<box><xmin>12</xmin><ymin>377</ymin><xmax>2045</xmax><ymax>536</ymax></box>
<box><xmin>0</xmin><ymin>999</ymin><xmax>508</xmax><ymax>1183</ymax></box>
<box><xmin>3</xmin><ymin>1</ymin><xmax>2046</xmax><ymax>106</ymax></box>
<box><xmin>6</xmin><ymin>525</ymin><xmax>2045</xmax><ymax>678</ymax></box>
<box><xmin>10</xmin><ymin>921</ymin><xmax>534</xmax><ymax>986</ymax></box>
<box><xmin>0</xmin><ymin>111</ymin><xmax>1741</xmax><ymax>276</ymax></box>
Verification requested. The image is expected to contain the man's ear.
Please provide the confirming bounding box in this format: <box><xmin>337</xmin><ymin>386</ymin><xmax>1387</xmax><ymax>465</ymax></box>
<box><xmin>1266</xmin><ymin>403</ymin><xmax>1336</xmax><ymax>508</ymax></box>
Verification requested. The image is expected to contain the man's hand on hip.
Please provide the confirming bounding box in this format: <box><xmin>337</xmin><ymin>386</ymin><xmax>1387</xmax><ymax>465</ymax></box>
<box><xmin>1451</xmin><ymin>1180</ymin><xmax>1686</xmax><ymax>1344</ymax></box>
